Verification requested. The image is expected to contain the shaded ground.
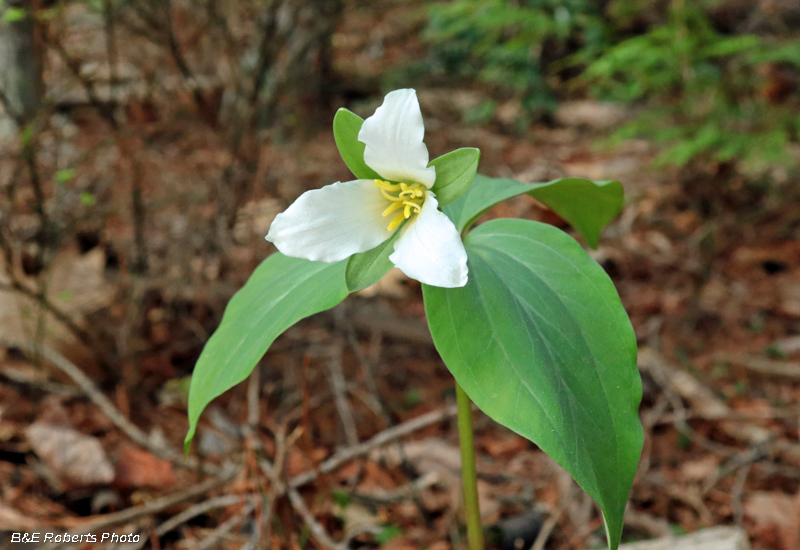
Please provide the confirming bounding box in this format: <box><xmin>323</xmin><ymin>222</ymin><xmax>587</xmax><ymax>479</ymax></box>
<box><xmin>1</xmin><ymin>2</ymin><xmax>800</xmax><ymax>549</ymax></box>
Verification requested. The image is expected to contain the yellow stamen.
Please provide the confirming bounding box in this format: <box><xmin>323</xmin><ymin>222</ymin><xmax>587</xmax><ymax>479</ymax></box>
<box><xmin>375</xmin><ymin>179</ymin><xmax>425</xmax><ymax>231</ymax></box>
<box><xmin>387</xmin><ymin>211</ymin><xmax>407</xmax><ymax>231</ymax></box>
<box><xmin>375</xmin><ymin>179</ymin><xmax>402</xmax><ymax>191</ymax></box>
<box><xmin>382</xmin><ymin>200</ymin><xmax>405</xmax><ymax>217</ymax></box>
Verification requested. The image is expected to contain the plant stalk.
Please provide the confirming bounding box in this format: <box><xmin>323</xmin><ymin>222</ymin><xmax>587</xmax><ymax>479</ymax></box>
<box><xmin>456</xmin><ymin>382</ymin><xmax>484</xmax><ymax>550</ymax></box>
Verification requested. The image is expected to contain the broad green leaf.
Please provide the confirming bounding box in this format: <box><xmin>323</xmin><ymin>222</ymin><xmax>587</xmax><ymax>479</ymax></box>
<box><xmin>333</xmin><ymin>109</ymin><xmax>381</xmax><ymax>180</ymax></box>
<box><xmin>429</xmin><ymin>148</ymin><xmax>480</xmax><ymax>206</ymax></box>
<box><xmin>443</xmin><ymin>174</ymin><xmax>624</xmax><ymax>248</ymax></box>
<box><xmin>185</xmin><ymin>253</ymin><xmax>348</xmax><ymax>451</ymax></box>
<box><xmin>345</xmin><ymin>228</ymin><xmax>402</xmax><ymax>292</ymax></box>
<box><xmin>423</xmin><ymin>219</ymin><xmax>642</xmax><ymax>549</ymax></box>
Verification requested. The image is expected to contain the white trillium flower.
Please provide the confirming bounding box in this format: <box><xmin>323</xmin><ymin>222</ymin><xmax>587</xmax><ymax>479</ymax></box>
<box><xmin>266</xmin><ymin>89</ymin><xmax>469</xmax><ymax>288</ymax></box>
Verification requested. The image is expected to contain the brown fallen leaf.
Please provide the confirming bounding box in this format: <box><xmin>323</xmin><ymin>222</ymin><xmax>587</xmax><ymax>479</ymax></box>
<box><xmin>744</xmin><ymin>492</ymin><xmax>800</xmax><ymax>550</ymax></box>
<box><xmin>26</xmin><ymin>423</ymin><xmax>114</xmax><ymax>487</ymax></box>
<box><xmin>0</xmin><ymin>503</ymin><xmax>39</xmax><ymax>530</ymax></box>
<box><xmin>114</xmin><ymin>444</ymin><xmax>176</xmax><ymax>489</ymax></box>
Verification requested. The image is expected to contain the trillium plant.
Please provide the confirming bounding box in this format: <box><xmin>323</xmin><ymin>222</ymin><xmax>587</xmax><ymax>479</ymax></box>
<box><xmin>185</xmin><ymin>89</ymin><xmax>643</xmax><ymax>550</ymax></box>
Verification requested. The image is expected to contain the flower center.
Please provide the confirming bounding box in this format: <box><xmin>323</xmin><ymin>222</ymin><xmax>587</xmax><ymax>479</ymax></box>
<box><xmin>374</xmin><ymin>179</ymin><xmax>425</xmax><ymax>231</ymax></box>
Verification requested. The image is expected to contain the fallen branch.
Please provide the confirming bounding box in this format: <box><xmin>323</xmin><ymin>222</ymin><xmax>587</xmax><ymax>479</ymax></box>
<box><xmin>154</xmin><ymin>494</ymin><xmax>248</xmax><ymax>537</ymax></box>
<box><xmin>197</xmin><ymin>498</ymin><xmax>257</xmax><ymax>550</ymax></box>
<box><xmin>531</xmin><ymin>492</ymin><xmax>575</xmax><ymax>550</ymax></box>
<box><xmin>732</xmin><ymin>355</ymin><xmax>800</xmax><ymax>381</ymax></box>
<box><xmin>6</xmin><ymin>340</ymin><xmax>220</xmax><ymax>475</ymax></box>
<box><xmin>289</xmin><ymin>404</ymin><xmax>458</xmax><ymax>488</ymax></box>
<box><xmin>326</xmin><ymin>342</ymin><xmax>360</xmax><ymax>447</ymax></box>
<box><xmin>38</xmin><ymin>469</ymin><xmax>237</xmax><ymax>549</ymax></box>
<box><xmin>639</xmin><ymin>348</ymin><xmax>800</xmax><ymax>469</ymax></box>
<box><xmin>286</xmin><ymin>486</ymin><xmax>346</xmax><ymax>550</ymax></box>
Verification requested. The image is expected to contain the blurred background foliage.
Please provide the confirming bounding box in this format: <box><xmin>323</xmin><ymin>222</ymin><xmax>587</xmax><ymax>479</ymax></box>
<box><xmin>421</xmin><ymin>0</ymin><xmax>800</xmax><ymax>175</ymax></box>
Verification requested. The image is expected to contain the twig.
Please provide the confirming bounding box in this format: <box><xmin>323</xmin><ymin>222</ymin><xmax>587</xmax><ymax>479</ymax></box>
<box><xmin>623</xmin><ymin>508</ymin><xmax>672</xmax><ymax>538</ymax></box>
<box><xmin>0</xmin><ymin>88</ymin><xmax>13</xmax><ymax>121</ymax></box>
<box><xmin>530</xmin><ymin>491</ymin><xmax>574</xmax><ymax>550</ymax></box>
<box><xmin>250</xmin><ymin>1</ymin><xmax>282</xmax><ymax>104</ymax></box>
<box><xmin>162</xmin><ymin>0</ymin><xmax>208</xmax><ymax>116</ymax></box>
<box><xmin>336</xmin><ymin>304</ymin><xmax>390</xmax><ymax>425</ymax></box>
<box><xmin>350</xmin><ymin>472</ymin><xmax>440</xmax><ymax>505</ymax></box>
<box><xmin>657</xmin><ymin>405</ymin><xmax>800</xmax><ymax>423</ymax></box>
<box><xmin>9</xmin><ymin>340</ymin><xmax>152</xmax><ymax>448</ymax></box>
<box><xmin>256</xmin><ymin>405</ymin><xmax>460</xmax><ymax>549</ymax></box>
<box><xmin>103</xmin><ymin>0</ymin><xmax>119</xmax><ymax>102</ymax></box>
<box><xmin>732</xmin><ymin>355</ymin><xmax>800</xmax><ymax>380</ymax></box>
<box><xmin>131</xmin><ymin>160</ymin><xmax>148</xmax><ymax>274</ymax></box>
<box><xmin>731</xmin><ymin>463</ymin><xmax>751</xmax><ymax>527</ymax></box>
<box><xmin>259</xmin><ymin>428</ymin><xmax>347</xmax><ymax>550</ymax></box>
<box><xmin>197</xmin><ymin>499</ymin><xmax>257</xmax><ymax>550</ymax></box>
<box><xmin>638</xmin><ymin>348</ymin><xmax>800</xmax><ymax>468</ymax></box>
<box><xmin>286</xmin><ymin>486</ymin><xmax>346</xmax><ymax>550</ymax></box>
<box><xmin>702</xmin><ymin>443</ymin><xmax>768</xmax><ymax>495</ymax></box>
<box><xmin>155</xmin><ymin>494</ymin><xmax>248</xmax><ymax>537</ymax></box>
<box><xmin>44</xmin><ymin>29</ymin><xmax>117</xmax><ymax>127</ymax></box>
<box><xmin>39</xmin><ymin>470</ymin><xmax>237</xmax><ymax>549</ymax></box>
<box><xmin>5</xmin><ymin>340</ymin><xmax>218</xmax><ymax>473</ymax></box>
<box><xmin>326</xmin><ymin>342</ymin><xmax>359</xmax><ymax>447</ymax></box>
<box><xmin>288</xmin><ymin>404</ymin><xmax>458</xmax><ymax>488</ymax></box>
<box><xmin>0</xmin><ymin>280</ymin><xmax>97</xmax><ymax>355</ymax></box>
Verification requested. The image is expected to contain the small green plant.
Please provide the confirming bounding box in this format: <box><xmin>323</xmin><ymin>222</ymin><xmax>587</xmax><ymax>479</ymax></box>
<box><xmin>185</xmin><ymin>89</ymin><xmax>642</xmax><ymax>550</ymax></box>
<box><xmin>2</xmin><ymin>6</ymin><xmax>26</xmax><ymax>22</ymax></box>
<box><xmin>424</xmin><ymin>0</ymin><xmax>800</xmax><ymax>172</ymax></box>
<box><xmin>571</xmin><ymin>2</ymin><xmax>800</xmax><ymax>172</ymax></box>
<box><xmin>424</xmin><ymin>0</ymin><xmax>609</xmax><ymax>122</ymax></box>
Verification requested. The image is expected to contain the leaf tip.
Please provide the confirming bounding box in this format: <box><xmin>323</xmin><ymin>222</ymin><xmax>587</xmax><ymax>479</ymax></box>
<box><xmin>183</xmin><ymin>426</ymin><xmax>195</xmax><ymax>457</ymax></box>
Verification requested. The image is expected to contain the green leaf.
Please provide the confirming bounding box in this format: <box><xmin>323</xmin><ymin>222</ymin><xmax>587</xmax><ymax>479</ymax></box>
<box><xmin>333</xmin><ymin>108</ymin><xmax>381</xmax><ymax>180</ymax></box>
<box><xmin>376</xmin><ymin>525</ymin><xmax>403</xmax><ymax>545</ymax></box>
<box><xmin>345</xmin><ymin>228</ymin><xmax>402</xmax><ymax>292</ymax></box>
<box><xmin>185</xmin><ymin>253</ymin><xmax>348</xmax><ymax>452</ymax></box>
<box><xmin>56</xmin><ymin>168</ymin><xmax>76</xmax><ymax>184</ymax></box>
<box><xmin>443</xmin><ymin>174</ymin><xmax>624</xmax><ymax>248</ymax></box>
<box><xmin>2</xmin><ymin>7</ymin><xmax>26</xmax><ymax>22</ymax></box>
<box><xmin>429</xmin><ymin>148</ymin><xmax>480</xmax><ymax>206</ymax></box>
<box><xmin>423</xmin><ymin>219</ymin><xmax>642</xmax><ymax>550</ymax></box>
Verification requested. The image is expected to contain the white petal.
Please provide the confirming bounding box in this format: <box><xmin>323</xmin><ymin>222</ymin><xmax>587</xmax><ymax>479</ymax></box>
<box><xmin>266</xmin><ymin>179</ymin><xmax>393</xmax><ymax>263</ymax></box>
<box><xmin>359</xmin><ymin>89</ymin><xmax>436</xmax><ymax>188</ymax></box>
<box><xmin>389</xmin><ymin>193</ymin><xmax>468</xmax><ymax>288</ymax></box>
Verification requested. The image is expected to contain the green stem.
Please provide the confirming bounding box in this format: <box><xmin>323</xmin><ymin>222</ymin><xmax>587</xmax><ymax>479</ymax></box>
<box><xmin>456</xmin><ymin>382</ymin><xmax>484</xmax><ymax>550</ymax></box>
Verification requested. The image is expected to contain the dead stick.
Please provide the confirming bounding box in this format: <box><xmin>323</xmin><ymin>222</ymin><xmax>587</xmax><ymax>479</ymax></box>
<box><xmin>154</xmin><ymin>494</ymin><xmax>248</xmax><ymax>537</ymax></box>
<box><xmin>38</xmin><ymin>469</ymin><xmax>236</xmax><ymax>548</ymax></box>
<box><xmin>6</xmin><ymin>340</ymin><xmax>218</xmax><ymax>474</ymax></box>
<box><xmin>289</xmin><ymin>404</ymin><xmax>458</xmax><ymax>488</ymax></box>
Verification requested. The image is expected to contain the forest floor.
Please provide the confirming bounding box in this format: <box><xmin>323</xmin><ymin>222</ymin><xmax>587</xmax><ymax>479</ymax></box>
<box><xmin>1</xmin><ymin>2</ymin><xmax>800</xmax><ymax>550</ymax></box>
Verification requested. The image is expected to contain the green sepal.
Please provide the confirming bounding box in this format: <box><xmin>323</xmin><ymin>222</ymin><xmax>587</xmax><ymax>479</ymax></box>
<box><xmin>429</xmin><ymin>148</ymin><xmax>480</xmax><ymax>206</ymax></box>
<box><xmin>333</xmin><ymin>108</ymin><xmax>381</xmax><ymax>180</ymax></box>
<box><xmin>345</xmin><ymin>229</ymin><xmax>403</xmax><ymax>292</ymax></box>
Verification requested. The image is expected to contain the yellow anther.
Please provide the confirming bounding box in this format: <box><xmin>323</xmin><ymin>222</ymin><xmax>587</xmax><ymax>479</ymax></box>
<box><xmin>374</xmin><ymin>179</ymin><xmax>426</xmax><ymax>231</ymax></box>
<box><xmin>375</xmin><ymin>179</ymin><xmax>402</xmax><ymax>191</ymax></box>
